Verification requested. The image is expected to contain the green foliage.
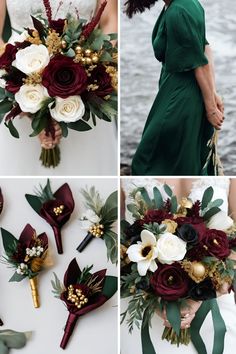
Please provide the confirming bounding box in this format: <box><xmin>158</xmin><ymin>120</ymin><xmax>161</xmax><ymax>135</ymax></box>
<box><xmin>121</xmin><ymin>292</ymin><xmax>146</xmax><ymax>332</ymax></box>
<box><xmin>34</xmin><ymin>179</ymin><xmax>55</xmax><ymax>203</ymax></box>
<box><xmin>103</xmin><ymin>230</ymin><xmax>117</xmax><ymax>265</ymax></box>
<box><xmin>51</xmin><ymin>272</ymin><xmax>65</xmax><ymax>298</ymax></box>
<box><xmin>100</xmin><ymin>191</ymin><xmax>118</xmax><ymax>225</ymax></box>
<box><xmin>5</xmin><ymin>119</ymin><xmax>19</xmax><ymax>138</ymax></box>
<box><xmin>9</xmin><ymin>272</ymin><xmax>26</xmax><ymax>283</ymax></box>
<box><xmin>25</xmin><ymin>194</ymin><xmax>42</xmax><ymax>215</ymax></box>
<box><xmin>120</xmin><ymin>219</ymin><xmax>130</xmax><ymax>244</ymax></box>
<box><xmin>164</xmin><ymin>184</ymin><xmax>173</xmax><ymax>197</ymax></box>
<box><xmin>78</xmin><ymin>265</ymin><xmax>93</xmax><ymax>284</ymax></box>
<box><xmin>102</xmin><ymin>276</ymin><xmax>117</xmax><ymax>299</ymax></box>
<box><xmin>1</xmin><ymin>228</ymin><xmax>19</xmax><ymax>257</ymax></box>
<box><xmin>81</xmin><ymin>186</ymin><xmax>104</xmax><ymax>215</ymax></box>
<box><xmin>201</xmin><ymin>187</ymin><xmax>214</xmax><ymax>210</ymax></box>
<box><xmin>153</xmin><ymin>187</ymin><xmax>164</xmax><ymax>209</ymax></box>
<box><xmin>143</xmin><ymin>222</ymin><xmax>166</xmax><ymax>236</ymax></box>
<box><xmin>0</xmin><ymin>99</ymin><xmax>13</xmax><ymax>114</ymax></box>
<box><xmin>67</xmin><ymin>119</ymin><xmax>92</xmax><ymax>132</ymax></box>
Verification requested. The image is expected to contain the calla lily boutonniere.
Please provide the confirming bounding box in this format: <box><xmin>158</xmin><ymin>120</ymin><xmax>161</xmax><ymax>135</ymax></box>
<box><xmin>51</xmin><ymin>258</ymin><xmax>117</xmax><ymax>349</ymax></box>
<box><xmin>25</xmin><ymin>179</ymin><xmax>75</xmax><ymax>254</ymax></box>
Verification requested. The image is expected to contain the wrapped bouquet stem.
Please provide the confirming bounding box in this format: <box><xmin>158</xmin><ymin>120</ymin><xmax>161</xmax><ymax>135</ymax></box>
<box><xmin>1</xmin><ymin>224</ymin><xmax>49</xmax><ymax>309</ymax></box>
<box><xmin>40</xmin><ymin>145</ymin><xmax>60</xmax><ymax>169</ymax></box>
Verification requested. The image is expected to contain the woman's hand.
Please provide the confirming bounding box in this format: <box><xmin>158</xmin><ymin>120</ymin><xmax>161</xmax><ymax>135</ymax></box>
<box><xmin>215</xmin><ymin>93</ymin><xmax>224</xmax><ymax>113</ymax></box>
<box><xmin>38</xmin><ymin>122</ymin><xmax>62</xmax><ymax>149</ymax></box>
<box><xmin>158</xmin><ymin>299</ymin><xmax>202</xmax><ymax>329</ymax></box>
<box><xmin>206</xmin><ymin>107</ymin><xmax>224</xmax><ymax>130</ymax></box>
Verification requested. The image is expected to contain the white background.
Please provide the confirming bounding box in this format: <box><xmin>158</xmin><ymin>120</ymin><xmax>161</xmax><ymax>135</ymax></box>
<box><xmin>0</xmin><ymin>178</ymin><xmax>118</xmax><ymax>354</ymax></box>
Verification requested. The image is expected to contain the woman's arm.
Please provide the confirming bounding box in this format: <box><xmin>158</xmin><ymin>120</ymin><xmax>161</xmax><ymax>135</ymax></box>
<box><xmin>97</xmin><ymin>0</ymin><xmax>118</xmax><ymax>34</ymax></box>
<box><xmin>0</xmin><ymin>0</ymin><xmax>6</xmax><ymax>47</ymax></box>
<box><xmin>195</xmin><ymin>45</ymin><xmax>224</xmax><ymax>130</ymax></box>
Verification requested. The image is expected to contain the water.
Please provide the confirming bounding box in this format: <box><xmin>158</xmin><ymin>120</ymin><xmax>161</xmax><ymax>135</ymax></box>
<box><xmin>120</xmin><ymin>0</ymin><xmax>236</xmax><ymax>175</ymax></box>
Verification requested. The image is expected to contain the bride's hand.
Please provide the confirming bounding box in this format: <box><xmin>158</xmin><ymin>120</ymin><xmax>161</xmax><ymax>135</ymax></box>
<box><xmin>206</xmin><ymin>107</ymin><xmax>224</xmax><ymax>130</ymax></box>
<box><xmin>214</xmin><ymin>93</ymin><xmax>224</xmax><ymax>113</ymax></box>
<box><xmin>159</xmin><ymin>299</ymin><xmax>202</xmax><ymax>329</ymax></box>
<box><xmin>39</xmin><ymin>123</ymin><xmax>62</xmax><ymax>149</ymax></box>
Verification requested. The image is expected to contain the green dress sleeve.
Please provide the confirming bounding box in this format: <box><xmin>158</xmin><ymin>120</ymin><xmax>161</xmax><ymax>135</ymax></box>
<box><xmin>164</xmin><ymin>6</ymin><xmax>208</xmax><ymax>73</ymax></box>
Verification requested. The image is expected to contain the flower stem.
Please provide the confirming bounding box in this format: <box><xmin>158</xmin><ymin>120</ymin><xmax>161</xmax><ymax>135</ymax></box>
<box><xmin>39</xmin><ymin>145</ymin><xmax>60</xmax><ymax>168</ymax></box>
<box><xmin>162</xmin><ymin>327</ymin><xmax>191</xmax><ymax>346</ymax></box>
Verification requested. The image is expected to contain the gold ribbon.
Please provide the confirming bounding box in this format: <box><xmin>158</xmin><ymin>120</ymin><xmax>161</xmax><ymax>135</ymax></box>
<box><xmin>29</xmin><ymin>277</ymin><xmax>40</xmax><ymax>308</ymax></box>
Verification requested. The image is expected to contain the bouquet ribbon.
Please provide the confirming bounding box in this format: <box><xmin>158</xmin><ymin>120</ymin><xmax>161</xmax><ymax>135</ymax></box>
<box><xmin>141</xmin><ymin>299</ymin><xmax>226</xmax><ymax>354</ymax></box>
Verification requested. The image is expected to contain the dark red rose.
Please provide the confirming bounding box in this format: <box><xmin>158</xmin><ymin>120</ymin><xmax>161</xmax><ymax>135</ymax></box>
<box><xmin>143</xmin><ymin>209</ymin><xmax>173</xmax><ymax>224</ymax></box>
<box><xmin>0</xmin><ymin>44</ymin><xmax>17</xmax><ymax>68</ymax></box>
<box><xmin>177</xmin><ymin>224</ymin><xmax>198</xmax><ymax>245</ymax></box>
<box><xmin>175</xmin><ymin>216</ymin><xmax>204</xmax><ymax>225</ymax></box>
<box><xmin>42</xmin><ymin>55</ymin><xmax>88</xmax><ymax>98</ymax></box>
<box><xmin>150</xmin><ymin>263</ymin><xmax>189</xmax><ymax>301</ymax></box>
<box><xmin>89</xmin><ymin>65</ymin><xmax>113</xmax><ymax>97</ymax></box>
<box><xmin>5</xmin><ymin>68</ymin><xmax>26</xmax><ymax>94</ymax></box>
<box><xmin>199</xmin><ymin>229</ymin><xmax>230</xmax><ymax>259</ymax></box>
<box><xmin>50</xmin><ymin>19</ymin><xmax>66</xmax><ymax>35</ymax></box>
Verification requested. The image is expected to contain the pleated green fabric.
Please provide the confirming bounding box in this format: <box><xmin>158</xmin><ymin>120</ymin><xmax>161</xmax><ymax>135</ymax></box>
<box><xmin>132</xmin><ymin>0</ymin><xmax>215</xmax><ymax>176</ymax></box>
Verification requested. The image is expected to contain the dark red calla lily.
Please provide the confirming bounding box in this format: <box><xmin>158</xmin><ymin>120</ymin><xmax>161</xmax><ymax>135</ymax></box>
<box><xmin>39</xmin><ymin>183</ymin><xmax>74</xmax><ymax>254</ymax></box>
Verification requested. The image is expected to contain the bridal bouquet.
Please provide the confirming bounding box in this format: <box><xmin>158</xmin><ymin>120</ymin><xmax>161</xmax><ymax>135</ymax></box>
<box><xmin>121</xmin><ymin>185</ymin><xmax>236</xmax><ymax>354</ymax></box>
<box><xmin>1</xmin><ymin>224</ymin><xmax>49</xmax><ymax>308</ymax></box>
<box><xmin>51</xmin><ymin>258</ymin><xmax>117</xmax><ymax>349</ymax></box>
<box><xmin>0</xmin><ymin>0</ymin><xmax>117</xmax><ymax>167</ymax></box>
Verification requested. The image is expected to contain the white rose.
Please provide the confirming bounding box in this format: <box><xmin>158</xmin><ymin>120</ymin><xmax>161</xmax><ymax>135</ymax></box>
<box><xmin>207</xmin><ymin>211</ymin><xmax>234</xmax><ymax>231</ymax></box>
<box><xmin>15</xmin><ymin>84</ymin><xmax>49</xmax><ymax>113</ymax></box>
<box><xmin>13</xmin><ymin>44</ymin><xmax>50</xmax><ymax>75</ymax></box>
<box><xmin>0</xmin><ymin>69</ymin><xmax>6</xmax><ymax>88</ymax></box>
<box><xmin>49</xmin><ymin>95</ymin><xmax>85</xmax><ymax>123</ymax></box>
<box><xmin>157</xmin><ymin>232</ymin><xmax>187</xmax><ymax>265</ymax></box>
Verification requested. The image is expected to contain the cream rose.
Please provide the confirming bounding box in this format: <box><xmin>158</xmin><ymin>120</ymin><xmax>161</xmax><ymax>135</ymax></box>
<box><xmin>49</xmin><ymin>95</ymin><xmax>85</xmax><ymax>123</ymax></box>
<box><xmin>156</xmin><ymin>232</ymin><xmax>187</xmax><ymax>265</ymax></box>
<box><xmin>13</xmin><ymin>44</ymin><xmax>50</xmax><ymax>75</ymax></box>
<box><xmin>15</xmin><ymin>84</ymin><xmax>49</xmax><ymax>113</ymax></box>
<box><xmin>207</xmin><ymin>211</ymin><xmax>234</xmax><ymax>231</ymax></box>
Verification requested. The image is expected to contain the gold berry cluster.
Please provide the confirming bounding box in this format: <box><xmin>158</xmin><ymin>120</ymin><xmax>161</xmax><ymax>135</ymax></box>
<box><xmin>67</xmin><ymin>285</ymin><xmax>88</xmax><ymax>309</ymax></box>
<box><xmin>89</xmin><ymin>224</ymin><xmax>104</xmax><ymax>238</ymax></box>
<box><xmin>74</xmin><ymin>46</ymin><xmax>100</xmax><ymax>66</ymax></box>
<box><xmin>53</xmin><ymin>205</ymin><xmax>64</xmax><ymax>216</ymax></box>
<box><xmin>46</xmin><ymin>30</ymin><xmax>62</xmax><ymax>55</ymax></box>
<box><xmin>27</xmin><ymin>30</ymin><xmax>42</xmax><ymax>45</ymax></box>
<box><xmin>23</xmin><ymin>73</ymin><xmax>42</xmax><ymax>86</ymax></box>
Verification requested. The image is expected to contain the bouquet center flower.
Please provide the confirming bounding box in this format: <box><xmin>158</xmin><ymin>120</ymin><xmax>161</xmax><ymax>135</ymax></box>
<box><xmin>141</xmin><ymin>245</ymin><xmax>152</xmax><ymax>259</ymax></box>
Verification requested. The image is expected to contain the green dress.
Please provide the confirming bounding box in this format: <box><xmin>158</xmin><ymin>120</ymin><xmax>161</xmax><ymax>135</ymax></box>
<box><xmin>131</xmin><ymin>0</ymin><xmax>215</xmax><ymax>176</ymax></box>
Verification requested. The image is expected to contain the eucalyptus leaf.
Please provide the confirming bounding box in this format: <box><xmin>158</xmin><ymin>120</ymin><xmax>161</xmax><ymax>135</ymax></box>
<box><xmin>0</xmin><ymin>100</ymin><xmax>13</xmax><ymax>114</ymax></box>
<box><xmin>201</xmin><ymin>187</ymin><xmax>214</xmax><ymax>210</ymax></box>
<box><xmin>0</xmin><ymin>330</ymin><xmax>29</xmax><ymax>350</ymax></box>
<box><xmin>5</xmin><ymin>119</ymin><xmax>19</xmax><ymax>138</ymax></box>
<box><xmin>203</xmin><ymin>207</ymin><xmax>221</xmax><ymax>221</ymax></box>
<box><xmin>153</xmin><ymin>187</ymin><xmax>164</xmax><ymax>209</ymax></box>
<box><xmin>171</xmin><ymin>195</ymin><xmax>178</xmax><ymax>213</ymax></box>
<box><xmin>164</xmin><ymin>184</ymin><xmax>173</xmax><ymax>197</ymax></box>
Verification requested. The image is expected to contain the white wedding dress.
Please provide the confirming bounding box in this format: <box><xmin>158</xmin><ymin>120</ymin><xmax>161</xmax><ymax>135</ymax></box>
<box><xmin>121</xmin><ymin>177</ymin><xmax>236</xmax><ymax>354</ymax></box>
<box><xmin>0</xmin><ymin>0</ymin><xmax>117</xmax><ymax>176</ymax></box>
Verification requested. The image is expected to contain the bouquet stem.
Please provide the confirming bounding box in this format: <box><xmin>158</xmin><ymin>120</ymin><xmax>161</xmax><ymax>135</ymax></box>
<box><xmin>39</xmin><ymin>145</ymin><xmax>60</xmax><ymax>168</ymax></box>
<box><xmin>52</xmin><ymin>226</ymin><xmax>63</xmax><ymax>254</ymax></box>
<box><xmin>77</xmin><ymin>233</ymin><xmax>93</xmax><ymax>252</ymax></box>
<box><xmin>0</xmin><ymin>318</ymin><xmax>3</xmax><ymax>326</ymax></box>
<box><xmin>60</xmin><ymin>313</ymin><xmax>78</xmax><ymax>349</ymax></box>
<box><xmin>29</xmin><ymin>277</ymin><xmax>40</xmax><ymax>308</ymax></box>
<box><xmin>162</xmin><ymin>327</ymin><xmax>191</xmax><ymax>346</ymax></box>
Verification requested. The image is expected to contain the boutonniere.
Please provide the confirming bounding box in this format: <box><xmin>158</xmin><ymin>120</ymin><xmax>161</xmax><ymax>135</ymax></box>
<box><xmin>51</xmin><ymin>258</ymin><xmax>117</xmax><ymax>349</ymax></box>
<box><xmin>0</xmin><ymin>188</ymin><xmax>3</xmax><ymax>216</ymax></box>
<box><xmin>1</xmin><ymin>224</ymin><xmax>48</xmax><ymax>308</ymax></box>
<box><xmin>25</xmin><ymin>179</ymin><xmax>75</xmax><ymax>254</ymax></box>
<box><xmin>77</xmin><ymin>187</ymin><xmax>118</xmax><ymax>264</ymax></box>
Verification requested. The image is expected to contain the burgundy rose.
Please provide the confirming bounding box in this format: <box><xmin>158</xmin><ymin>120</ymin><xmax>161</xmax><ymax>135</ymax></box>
<box><xmin>143</xmin><ymin>209</ymin><xmax>173</xmax><ymax>224</ymax></box>
<box><xmin>50</xmin><ymin>19</ymin><xmax>66</xmax><ymax>35</ymax></box>
<box><xmin>177</xmin><ymin>224</ymin><xmax>198</xmax><ymax>245</ymax></box>
<box><xmin>5</xmin><ymin>68</ymin><xmax>26</xmax><ymax>94</ymax></box>
<box><xmin>89</xmin><ymin>65</ymin><xmax>113</xmax><ymax>97</ymax></box>
<box><xmin>0</xmin><ymin>44</ymin><xmax>17</xmax><ymax>68</ymax></box>
<box><xmin>39</xmin><ymin>183</ymin><xmax>75</xmax><ymax>254</ymax></box>
<box><xmin>175</xmin><ymin>216</ymin><xmax>206</xmax><ymax>242</ymax></box>
<box><xmin>150</xmin><ymin>263</ymin><xmax>189</xmax><ymax>301</ymax></box>
<box><xmin>199</xmin><ymin>229</ymin><xmax>230</xmax><ymax>259</ymax></box>
<box><xmin>42</xmin><ymin>55</ymin><xmax>87</xmax><ymax>98</ymax></box>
